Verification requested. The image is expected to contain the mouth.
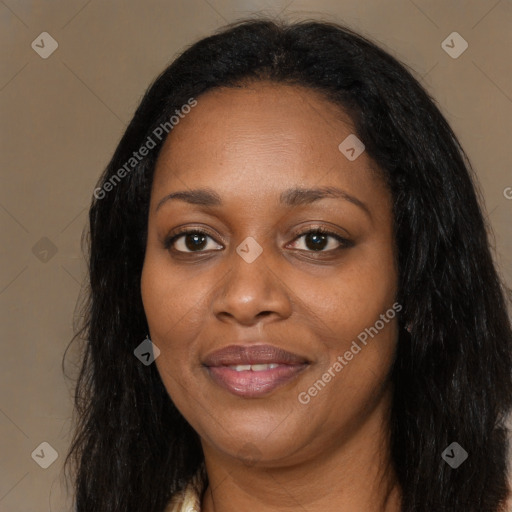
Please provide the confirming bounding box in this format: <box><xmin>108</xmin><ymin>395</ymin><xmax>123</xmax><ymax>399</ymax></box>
<box><xmin>202</xmin><ymin>344</ymin><xmax>310</xmax><ymax>398</ymax></box>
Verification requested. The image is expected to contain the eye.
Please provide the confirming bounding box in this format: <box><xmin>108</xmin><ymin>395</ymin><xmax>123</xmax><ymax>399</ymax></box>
<box><xmin>287</xmin><ymin>228</ymin><xmax>352</xmax><ymax>252</ymax></box>
<box><xmin>164</xmin><ymin>226</ymin><xmax>352</xmax><ymax>255</ymax></box>
<box><xmin>164</xmin><ymin>228</ymin><xmax>223</xmax><ymax>253</ymax></box>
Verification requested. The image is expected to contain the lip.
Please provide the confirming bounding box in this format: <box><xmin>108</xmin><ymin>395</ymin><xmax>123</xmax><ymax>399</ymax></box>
<box><xmin>203</xmin><ymin>344</ymin><xmax>310</xmax><ymax>398</ymax></box>
<box><xmin>203</xmin><ymin>344</ymin><xmax>309</xmax><ymax>366</ymax></box>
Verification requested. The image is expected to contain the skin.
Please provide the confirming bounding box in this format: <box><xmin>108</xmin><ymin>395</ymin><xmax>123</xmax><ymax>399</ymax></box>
<box><xmin>141</xmin><ymin>81</ymin><xmax>401</xmax><ymax>512</ymax></box>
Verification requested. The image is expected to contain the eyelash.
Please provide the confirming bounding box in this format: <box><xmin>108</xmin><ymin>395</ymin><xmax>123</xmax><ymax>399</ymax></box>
<box><xmin>163</xmin><ymin>226</ymin><xmax>352</xmax><ymax>254</ymax></box>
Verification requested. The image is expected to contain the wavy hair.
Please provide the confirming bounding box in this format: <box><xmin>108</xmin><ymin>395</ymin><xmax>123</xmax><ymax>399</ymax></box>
<box><xmin>63</xmin><ymin>17</ymin><xmax>512</xmax><ymax>511</ymax></box>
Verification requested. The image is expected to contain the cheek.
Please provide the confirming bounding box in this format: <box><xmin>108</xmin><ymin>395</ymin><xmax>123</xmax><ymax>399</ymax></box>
<box><xmin>141</xmin><ymin>253</ymin><xmax>210</xmax><ymax>341</ymax></box>
<box><xmin>290</xmin><ymin>249</ymin><xmax>397</xmax><ymax>349</ymax></box>
<box><xmin>141</xmin><ymin>259</ymin><xmax>201</xmax><ymax>410</ymax></box>
<box><xmin>290</xmin><ymin>242</ymin><xmax>398</xmax><ymax>414</ymax></box>
<box><xmin>140</xmin><ymin>258</ymin><xmax>204</xmax><ymax>395</ymax></box>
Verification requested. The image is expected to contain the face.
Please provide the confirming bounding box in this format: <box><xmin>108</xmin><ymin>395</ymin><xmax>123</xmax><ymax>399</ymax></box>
<box><xmin>141</xmin><ymin>81</ymin><xmax>399</xmax><ymax>467</ymax></box>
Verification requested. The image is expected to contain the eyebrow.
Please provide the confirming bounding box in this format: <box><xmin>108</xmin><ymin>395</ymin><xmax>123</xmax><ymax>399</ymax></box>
<box><xmin>155</xmin><ymin>186</ymin><xmax>371</xmax><ymax>218</ymax></box>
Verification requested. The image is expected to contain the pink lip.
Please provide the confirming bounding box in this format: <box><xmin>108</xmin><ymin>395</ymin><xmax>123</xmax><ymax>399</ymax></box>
<box><xmin>203</xmin><ymin>344</ymin><xmax>309</xmax><ymax>398</ymax></box>
<box><xmin>203</xmin><ymin>344</ymin><xmax>308</xmax><ymax>366</ymax></box>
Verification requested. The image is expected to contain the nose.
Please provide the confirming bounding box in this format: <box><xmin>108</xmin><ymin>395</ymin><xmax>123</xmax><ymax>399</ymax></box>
<box><xmin>212</xmin><ymin>243</ymin><xmax>293</xmax><ymax>326</ymax></box>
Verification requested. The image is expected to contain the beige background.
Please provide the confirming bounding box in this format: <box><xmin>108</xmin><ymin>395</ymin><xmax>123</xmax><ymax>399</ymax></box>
<box><xmin>1</xmin><ymin>1</ymin><xmax>511</xmax><ymax>510</ymax></box>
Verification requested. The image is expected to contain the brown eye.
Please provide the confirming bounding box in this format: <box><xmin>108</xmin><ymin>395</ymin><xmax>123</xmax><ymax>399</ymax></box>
<box><xmin>288</xmin><ymin>229</ymin><xmax>351</xmax><ymax>252</ymax></box>
<box><xmin>164</xmin><ymin>229</ymin><xmax>223</xmax><ymax>253</ymax></box>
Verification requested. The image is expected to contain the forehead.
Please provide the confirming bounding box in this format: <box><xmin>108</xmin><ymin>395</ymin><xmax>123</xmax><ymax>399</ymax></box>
<box><xmin>152</xmin><ymin>82</ymin><xmax>385</xmax><ymax>203</ymax></box>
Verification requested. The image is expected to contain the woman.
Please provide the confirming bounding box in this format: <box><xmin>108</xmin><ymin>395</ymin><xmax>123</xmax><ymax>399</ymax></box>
<box><xmin>63</xmin><ymin>18</ymin><xmax>512</xmax><ymax>512</ymax></box>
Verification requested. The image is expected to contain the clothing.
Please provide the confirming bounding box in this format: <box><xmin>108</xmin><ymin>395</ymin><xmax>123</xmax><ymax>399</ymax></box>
<box><xmin>164</xmin><ymin>465</ymin><xmax>207</xmax><ymax>512</ymax></box>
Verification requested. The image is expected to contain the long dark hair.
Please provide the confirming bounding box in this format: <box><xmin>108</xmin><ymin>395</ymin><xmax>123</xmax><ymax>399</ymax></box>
<box><xmin>63</xmin><ymin>17</ymin><xmax>512</xmax><ymax>511</ymax></box>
